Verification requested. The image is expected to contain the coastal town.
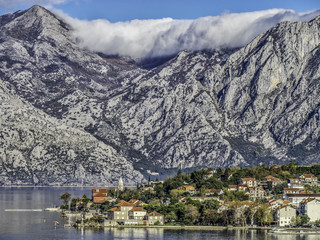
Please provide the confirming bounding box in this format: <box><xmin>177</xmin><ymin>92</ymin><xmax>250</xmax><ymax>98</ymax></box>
<box><xmin>59</xmin><ymin>163</ymin><xmax>320</xmax><ymax>230</ymax></box>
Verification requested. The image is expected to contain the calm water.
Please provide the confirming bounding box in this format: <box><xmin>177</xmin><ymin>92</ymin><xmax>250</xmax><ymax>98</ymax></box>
<box><xmin>0</xmin><ymin>187</ymin><xmax>319</xmax><ymax>240</ymax></box>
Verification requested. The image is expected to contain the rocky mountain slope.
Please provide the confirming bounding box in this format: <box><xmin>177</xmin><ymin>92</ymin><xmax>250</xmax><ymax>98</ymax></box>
<box><xmin>1</xmin><ymin>5</ymin><xmax>320</xmax><ymax>185</ymax></box>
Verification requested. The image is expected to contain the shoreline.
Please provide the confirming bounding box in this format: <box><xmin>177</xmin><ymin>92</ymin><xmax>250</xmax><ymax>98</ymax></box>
<box><xmin>75</xmin><ymin>225</ymin><xmax>271</xmax><ymax>230</ymax></box>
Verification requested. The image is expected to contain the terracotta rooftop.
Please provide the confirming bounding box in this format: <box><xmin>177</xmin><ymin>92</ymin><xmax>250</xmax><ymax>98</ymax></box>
<box><xmin>93</xmin><ymin>193</ymin><xmax>107</xmax><ymax>197</ymax></box>
<box><xmin>302</xmin><ymin>174</ymin><xmax>316</xmax><ymax>178</ymax></box>
<box><xmin>129</xmin><ymin>207</ymin><xmax>147</xmax><ymax>212</ymax></box>
<box><xmin>241</xmin><ymin>178</ymin><xmax>256</xmax><ymax>181</ymax></box>
<box><xmin>284</xmin><ymin>188</ymin><xmax>300</xmax><ymax>191</ymax></box>
<box><xmin>114</xmin><ymin>200</ymin><xmax>135</xmax><ymax>207</ymax></box>
<box><xmin>145</xmin><ymin>211</ymin><xmax>163</xmax><ymax>216</ymax></box>
<box><xmin>108</xmin><ymin>207</ymin><xmax>120</xmax><ymax>212</ymax></box>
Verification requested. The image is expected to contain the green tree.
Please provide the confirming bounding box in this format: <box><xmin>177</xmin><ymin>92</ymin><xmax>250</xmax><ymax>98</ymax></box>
<box><xmin>60</xmin><ymin>192</ymin><xmax>71</xmax><ymax>206</ymax></box>
<box><xmin>185</xmin><ymin>204</ymin><xmax>200</xmax><ymax>224</ymax></box>
<box><xmin>202</xmin><ymin>209</ymin><xmax>220</xmax><ymax>225</ymax></box>
<box><xmin>300</xmin><ymin>215</ymin><xmax>310</xmax><ymax>225</ymax></box>
<box><xmin>165</xmin><ymin>211</ymin><xmax>178</xmax><ymax>223</ymax></box>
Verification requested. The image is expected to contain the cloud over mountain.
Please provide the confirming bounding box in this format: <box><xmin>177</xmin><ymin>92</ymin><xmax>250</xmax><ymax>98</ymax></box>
<box><xmin>56</xmin><ymin>8</ymin><xmax>320</xmax><ymax>59</ymax></box>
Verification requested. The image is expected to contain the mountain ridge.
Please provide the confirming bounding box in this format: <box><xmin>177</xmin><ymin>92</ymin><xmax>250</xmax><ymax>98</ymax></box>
<box><xmin>1</xmin><ymin>6</ymin><xmax>320</xmax><ymax>185</ymax></box>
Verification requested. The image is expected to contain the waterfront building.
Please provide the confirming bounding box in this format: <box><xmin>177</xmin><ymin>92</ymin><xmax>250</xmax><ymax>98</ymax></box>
<box><xmin>299</xmin><ymin>198</ymin><xmax>320</xmax><ymax>222</ymax></box>
<box><xmin>284</xmin><ymin>194</ymin><xmax>320</xmax><ymax>207</ymax></box>
<box><xmin>274</xmin><ymin>205</ymin><xmax>296</xmax><ymax>227</ymax></box>
<box><xmin>144</xmin><ymin>212</ymin><xmax>164</xmax><ymax>225</ymax></box>
<box><xmin>92</xmin><ymin>188</ymin><xmax>107</xmax><ymax>204</ymax></box>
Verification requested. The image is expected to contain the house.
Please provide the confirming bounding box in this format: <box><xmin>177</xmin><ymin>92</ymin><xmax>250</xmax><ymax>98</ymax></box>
<box><xmin>284</xmin><ymin>194</ymin><xmax>320</xmax><ymax>207</ymax></box>
<box><xmin>144</xmin><ymin>212</ymin><xmax>164</xmax><ymax>225</ymax></box>
<box><xmin>128</xmin><ymin>207</ymin><xmax>147</xmax><ymax>220</ymax></box>
<box><xmin>299</xmin><ymin>198</ymin><xmax>320</xmax><ymax>222</ymax></box>
<box><xmin>107</xmin><ymin>207</ymin><xmax>123</xmax><ymax>220</ymax></box>
<box><xmin>128</xmin><ymin>199</ymin><xmax>146</xmax><ymax>207</ymax></box>
<box><xmin>237</xmin><ymin>184</ymin><xmax>248</xmax><ymax>192</ymax></box>
<box><xmin>239</xmin><ymin>178</ymin><xmax>257</xmax><ymax>187</ymax></box>
<box><xmin>179</xmin><ymin>196</ymin><xmax>220</xmax><ymax>203</ymax></box>
<box><xmin>105</xmin><ymin>200</ymin><xmax>164</xmax><ymax>226</ymax></box>
<box><xmin>268</xmin><ymin>199</ymin><xmax>291</xmax><ymax>209</ymax></box>
<box><xmin>92</xmin><ymin>188</ymin><xmax>107</xmax><ymax>204</ymax></box>
<box><xmin>274</xmin><ymin>205</ymin><xmax>296</xmax><ymax>227</ymax></box>
<box><xmin>261</xmin><ymin>175</ymin><xmax>282</xmax><ymax>188</ymax></box>
<box><xmin>205</xmin><ymin>189</ymin><xmax>224</xmax><ymax>196</ymax></box>
<box><xmin>288</xmin><ymin>178</ymin><xmax>303</xmax><ymax>189</ymax></box>
<box><xmin>246</xmin><ymin>186</ymin><xmax>265</xmax><ymax>200</ymax></box>
<box><xmin>204</xmin><ymin>170</ymin><xmax>215</xmax><ymax>180</ymax></box>
<box><xmin>141</xmin><ymin>186</ymin><xmax>154</xmax><ymax>191</ymax></box>
<box><xmin>228</xmin><ymin>185</ymin><xmax>237</xmax><ymax>192</ymax></box>
<box><xmin>299</xmin><ymin>174</ymin><xmax>318</xmax><ymax>186</ymax></box>
<box><xmin>178</xmin><ymin>185</ymin><xmax>196</xmax><ymax>195</ymax></box>
<box><xmin>283</xmin><ymin>188</ymin><xmax>300</xmax><ymax>195</ymax></box>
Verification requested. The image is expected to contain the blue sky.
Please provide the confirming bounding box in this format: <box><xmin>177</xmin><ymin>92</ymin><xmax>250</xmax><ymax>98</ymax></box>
<box><xmin>0</xmin><ymin>0</ymin><xmax>319</xmax><ymax>22</ymax></box>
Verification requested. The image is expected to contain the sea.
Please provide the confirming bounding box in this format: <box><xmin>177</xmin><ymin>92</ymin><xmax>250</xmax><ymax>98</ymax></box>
<box><xmin>0</xmin><ymin>187</ymin><xmax>317</xmax><ymax>240</ymax></box>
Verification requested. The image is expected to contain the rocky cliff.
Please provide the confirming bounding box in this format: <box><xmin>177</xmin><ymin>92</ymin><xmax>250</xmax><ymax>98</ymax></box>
<box><xmin>1</xmin><ymin>6</ymin><xmax>320</xmax><ymax>185</ymax></box>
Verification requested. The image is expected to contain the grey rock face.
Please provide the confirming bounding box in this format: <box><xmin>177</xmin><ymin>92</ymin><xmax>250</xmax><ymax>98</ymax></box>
<box><xmin>1</xmin><ymin>6</ymin><xmax>320</xmax><ymax>185</ymax></box>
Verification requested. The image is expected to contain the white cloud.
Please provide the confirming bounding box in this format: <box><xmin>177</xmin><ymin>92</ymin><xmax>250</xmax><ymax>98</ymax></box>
<box><xmin>57</xmin><ymin>9</ymin><xmax>320</xmax><ymax>59</ymax></box>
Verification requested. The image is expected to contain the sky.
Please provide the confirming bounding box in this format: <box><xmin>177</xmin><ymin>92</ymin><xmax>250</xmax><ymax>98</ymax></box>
<box><xmin>0</xmin><ymin>0</ymin><xmax>319</xmax><ymax>22</ymax></box>
<box><xmin>0</xmin><ymin>0</ymin><xmax>319</xmax><ymax>59</ymax></box>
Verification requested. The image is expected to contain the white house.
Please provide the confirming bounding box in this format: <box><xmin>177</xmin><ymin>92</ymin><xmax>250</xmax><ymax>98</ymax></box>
<box><xmin>299</xmin><ymin>198</ymin><xmax>320</xmax><ymax>222</ymax></box>
<box><xmin>128</xmin><ymin>207</ymin><xmax>147</xmax><ymax>220</ymax></box>
<box><xmin>284</xmin><ymin>194</ymin><xmax>320</xmax><ymax>207</ymax></box>
<box><xmin>274</xmin><ymin>205</ymin><xmax>296</xmax><ymax>227</ymax></box>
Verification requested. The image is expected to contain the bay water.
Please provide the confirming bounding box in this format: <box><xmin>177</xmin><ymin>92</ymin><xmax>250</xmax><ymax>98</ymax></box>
<box><xmin>0</xmin><ymin>187</ymin><xmax>316</xmax><ymax>239</ymax></box>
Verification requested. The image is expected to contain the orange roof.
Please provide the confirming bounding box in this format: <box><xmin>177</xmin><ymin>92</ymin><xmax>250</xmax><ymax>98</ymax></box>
<box><xmin>283</xmin><ymin>200</ymin><xmax>291</xmax><ymax>204</ymax></box>
<box><xmin>268</xmin><ymin>199</ymin><xmax>278</xmax><ymax>204</ymax></box>
<box><xmin>288</xmin><ymin>178</ymin><xmax>299</xmax><ymax>181</ymax></box>
<box><xmin>284</xmin><ymin>188</ymin><xmax>299</xmax><ymax>191</ymax></box>
<box><xmin>303</xmin><ymin>174</ymin><xmax>316</xmax><ymax>178</ymax></box>
<box><xmin>263</xmin><ymin>175</ymin><xmax>274</xmax><ymax>179</ymax></box>
<box><xmin>241</xmin><ymin>178</ymin><xmax>256</xmax><ymax>181</ymax></box>
<box><xmin>179</xmin><ymin>185</ymin><xmax>195</xmax><ymax>190</ymax></box>
<box><xmin>114</xmin><ymin>200</ymin><xmax>135</xmax><ymax>207</ymax></box>
<box><xmin>93</xmin><ymin>193</ymin><xmax>107</xmax><ymax>197</ymax></box>
<box><xmin>108</xmin><ymin>207</ymin><xmax>120</xmax><ymax>212</ymax></box>
<box><xmin>145</xmin><ymin>211</ymin><xmax>163</xmax><ymax>216</ymax></box>
<box><xmin>129</xmin><ymin>207</ymin><xmax>147</xmax><ymax>212</ymax></box>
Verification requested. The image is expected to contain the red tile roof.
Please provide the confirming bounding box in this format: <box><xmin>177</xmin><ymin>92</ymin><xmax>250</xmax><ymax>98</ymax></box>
<box><xmin>114</xmin><ymin>200</ymin><xmax>135</xmax><ymax>207</ymax></box>
<box><xmin>145</xmin><ymin>211</ymin><xmax>163</xmax><ymax>216</ymax></box>
<box><xmin>129</xmin><ymin>207</ymin><xmax>147</xmax><ymax>212</ymax></box>
<box><xmin>108</xmin><ymin>207</ymin><xmax>120</xmax><ymax>212</ymax></box>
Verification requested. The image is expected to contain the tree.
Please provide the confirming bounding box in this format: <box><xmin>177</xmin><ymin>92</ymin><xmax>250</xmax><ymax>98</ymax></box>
<box><xmin>60</xmin><ymin>192</ymin><xmax>71</xmax><ymax>206</ymax></box>
<box><xmin>165</xmin><ymin>211</ymin><xmax>178</xmax><ymax>223</ymax></box>
<box><xmin>185</xmin><ymin>204</ymin><xmax>200</xmax><ymax>224</ymax></box>
<box><xmin>300</xmin><ymin>215</ymin><xmax>310</xmax><ymax>225</ymax></box>
<box><xmin>203</xmin><ymin>209</ymin><xmax>220</xmax><ymax>225</ymax></box>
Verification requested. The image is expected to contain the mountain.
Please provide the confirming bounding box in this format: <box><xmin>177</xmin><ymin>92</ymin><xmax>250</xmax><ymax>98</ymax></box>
<box><xmin>1</xmin><ymin>6</ymin><xmax>320</xmax><ymax>185</ymax></box>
